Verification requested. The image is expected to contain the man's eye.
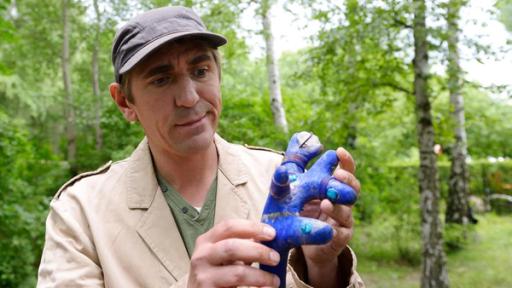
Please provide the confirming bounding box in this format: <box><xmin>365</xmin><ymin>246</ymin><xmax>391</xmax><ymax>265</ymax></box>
<box><xmin>151</xmin><ymin>76</ymin><xmax>170</xmax><ymax>86</ymax></box>
<box><xmin>194</xmin><ymin>67</ymin><xmax>208</xmax><ymax>78</ymax></box>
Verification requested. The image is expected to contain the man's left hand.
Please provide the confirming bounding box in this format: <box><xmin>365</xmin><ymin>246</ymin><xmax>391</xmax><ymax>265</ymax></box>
<box><xmin>300</xmin><ymin>147</ymin><xmax>360</xmax><ymax>286</ymax></box>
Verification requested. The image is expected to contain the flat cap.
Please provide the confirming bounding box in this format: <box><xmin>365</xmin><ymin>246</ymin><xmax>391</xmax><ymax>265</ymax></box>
<box><xmin>111</xmin><ymin>6</ymin><xmax>227</xmax><ymax>83</ymax></box>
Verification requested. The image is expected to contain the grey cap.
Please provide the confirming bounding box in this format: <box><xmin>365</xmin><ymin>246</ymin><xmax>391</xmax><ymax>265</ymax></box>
<box><xmin>111</xmin><ymin>6</ymin><xmax>227</xmax><ymax>83</ymax></box>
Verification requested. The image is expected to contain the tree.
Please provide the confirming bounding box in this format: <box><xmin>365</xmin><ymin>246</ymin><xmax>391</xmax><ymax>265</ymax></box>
<box><xmin>61</xmin><ymin>0</ymin><xmax>77</xmax><ymax>172</ymax></box>
<box><xmin>260</xmin><ymin>0</ymin><xmax>288</xmax><ymax>133</ymax></box>
<box><xmin>497</xmin><ymin>0</ymin><xmax>512</xmax><ymax>32</ymax></box>
<box><xmin>445</xmin><ymin>0</ymin><xmax>470</xmax><ymax>225</ymax></box>
<box><xmin>298</xmin><ymin>0</ymin><xmax>411</xmax><ymax>151</ymax></box>
<box><xmin>412</xmin><ymin>0</ymin><xmax>449</xmax><ymax>287</ymax></box>
<box><xmin>92</xmin><ymin>0</ymin><xmax>103</xmax><ymax>150</ymax></box>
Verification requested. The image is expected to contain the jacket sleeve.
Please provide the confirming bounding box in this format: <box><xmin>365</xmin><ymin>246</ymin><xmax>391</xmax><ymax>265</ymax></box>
<box><xmin>286</xmin><ymin>246</ymin><xmax>365</xmax><ymax>288</ymax></box>
<box><xmin>37</xmin><ymin>190</ymin><xmax>104</xmax><ymax>288</ymax></box>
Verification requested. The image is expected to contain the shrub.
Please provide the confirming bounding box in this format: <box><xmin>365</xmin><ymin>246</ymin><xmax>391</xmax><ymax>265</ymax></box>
<box><xmin>0</xmin><ymin>112</ymin><xmax>67</xmax><ymax>287</ymax></box>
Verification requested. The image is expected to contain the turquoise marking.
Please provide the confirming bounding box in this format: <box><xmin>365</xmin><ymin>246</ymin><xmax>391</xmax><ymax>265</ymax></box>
<box><xmin>327</xmin><ymin>188</ymin><xmax>338</xmax><ymax>202</ymax></box>
<box><xmin>289</xmin><ymin>174</ymin><xmax>298</xmax><ymax>182</ymax></box>
<box><xmin>301</xmin><ymin>223</ymin><xmax>312</xmax><ymax>234</ymax></box>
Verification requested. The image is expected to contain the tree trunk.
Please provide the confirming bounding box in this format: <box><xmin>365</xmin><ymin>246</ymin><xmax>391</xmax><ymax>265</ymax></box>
<box><xmin>62</xmin><ymin>0</ymin><xmax>76</xmax><ymax>172</ymax></box>
<box><xmin>92</xmin><ymin>0</ymin><xmax>103</xmax><ymax>151</ymax></box>
<box><xmin>412</xmin><ymin>1</ymin><xmax>450</xmax><ymax>287</ymax></box>
<box><xmin>445</xmin><ymin>0</ymin><xmax>469</xmax><ymax>225</ymax></box>
<box><xmin>346</xmin><ymin>103</ymin><xmax>358</xmax><ymax>149</ymax></box>
<box><xmin>261</xmin><ymin>0</ymin><xmax>288</xmax><ymax>133</ymax></box>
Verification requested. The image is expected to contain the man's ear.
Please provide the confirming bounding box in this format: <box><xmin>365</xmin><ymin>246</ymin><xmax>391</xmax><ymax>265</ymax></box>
<box><xmin>109</xmin><ymin>83</ymin><xmax>138</xmax><ymax>122</ymax></box>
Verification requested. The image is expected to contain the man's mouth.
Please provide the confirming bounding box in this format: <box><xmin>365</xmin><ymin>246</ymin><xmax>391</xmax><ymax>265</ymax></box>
<box><xmin>175</xmin><ymin>114</ymin><xmax>207</xmax><ymax>127</ymax></box>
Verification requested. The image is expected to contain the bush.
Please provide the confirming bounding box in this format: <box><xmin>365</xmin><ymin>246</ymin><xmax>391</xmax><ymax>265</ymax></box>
<box><xmin>0</xmin><ymin>111</ymin><xmax>67</xmax><ymax>287</ymax></box>
<box><xmin>351</xmin><ymin>214</ymin><xmax>422</xmax><ymax>266</ymax></box>
<box><xmin>443</xmin><ymin>223</ymin><xmax>474</xmax><ymax>253</ymax></box>
<box><xmin>356</xmin><ymin>159</ymin><xmax>512</xmax><ymax>222</ymax></box>
<box><xmin>352</xmin><ymin>159</ymin><xmax>511</xmax><ymax>263</ymax></box>
<box><xmin>354</xmin><ymin>162</ymin><xmax>420</xmax><ymax>223</ymax></box>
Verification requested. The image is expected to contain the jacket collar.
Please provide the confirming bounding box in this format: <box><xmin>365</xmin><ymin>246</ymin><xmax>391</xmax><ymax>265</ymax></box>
<box><xmin>125</xmin><ymin>134</ymin><xmax>249</xmax><ymax>209</ymax></box>
<box><xmin>125</xmin><ymin>137</ymin><xmax>158</xmax><ymax>209</ymax></box>
<box><xmin>213</xmin><ymin>134</ymin><xmax>250</xmax><ymax>223</ymax></box>
<box><xmin>214</xmin><ymin>134</ymin><xmax>248</xmax><ymax>187</ymax></box>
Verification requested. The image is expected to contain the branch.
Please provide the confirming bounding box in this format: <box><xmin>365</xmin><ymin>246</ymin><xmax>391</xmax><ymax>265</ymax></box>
<box><xmin>393</xmin><ymin>17</ymin><xmax>413</xmax><ymax>29</ymax></box>
<box><xmin>375</xmin><ymin>81</ymin><xmax>413</xmax><ymax>95</ymax></box>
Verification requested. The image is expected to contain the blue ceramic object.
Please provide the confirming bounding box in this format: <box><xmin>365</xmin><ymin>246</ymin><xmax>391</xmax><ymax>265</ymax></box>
<box><xmin>260</xmin><ymin>132</ymin><xmax>358</xmax><ymax>287</ymax></box>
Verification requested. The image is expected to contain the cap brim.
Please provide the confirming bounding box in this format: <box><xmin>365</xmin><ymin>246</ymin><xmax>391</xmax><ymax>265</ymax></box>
<box><xmin>119</xmin><ymin>31</ymin><xmax>227</xmax><ymax>75</ymax></box>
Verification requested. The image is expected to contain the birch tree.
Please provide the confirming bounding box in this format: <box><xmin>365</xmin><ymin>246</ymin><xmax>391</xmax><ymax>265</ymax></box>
<box><xmin>62</xmin><ymin>0</ymin><xmax>76</xmax><ymax>171</ymax></box>
<box><xmin>412</xmin><ymin>0</ymin><xmax>449</xmax><ymax>287</ymax></box>
<box><xmin>92</xmin><ymin>0</ymin><xmax>103</xmax><ymax>150</ymax></box>
<box><xmin>261</xmin><ymin>0</ymin><xmax>288</xmax><ymax>133</ymax></box>
<box><xmin>445</xmin><ymin>0</ymin><xmax>469</xmax><ymax>225</ymax></box>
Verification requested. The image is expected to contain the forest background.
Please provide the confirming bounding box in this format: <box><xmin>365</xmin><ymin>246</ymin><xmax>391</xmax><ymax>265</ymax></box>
<box><xmin>0</xmin><ymin>0</ymin><xmax>511</xmax><ymax>287</ymax></box>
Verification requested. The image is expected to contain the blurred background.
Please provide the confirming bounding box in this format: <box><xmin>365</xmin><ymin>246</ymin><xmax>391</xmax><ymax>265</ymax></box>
<box><xmin>0</xmin><ymin>0</ymin><xmax>511</xmax><ymax>287</ymax></box>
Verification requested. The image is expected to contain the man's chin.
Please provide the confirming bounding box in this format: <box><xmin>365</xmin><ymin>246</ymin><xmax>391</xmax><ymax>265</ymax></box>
<box><xmin>171</xmin><ymin>131</ymin><xmax>215</xmax><ymax>155</ymax></box>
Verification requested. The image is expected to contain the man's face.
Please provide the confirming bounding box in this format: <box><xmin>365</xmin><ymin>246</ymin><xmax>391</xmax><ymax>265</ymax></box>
<box><xmin>126</xmin><ymin>40</ymin><xmax>222</xmax><ymax>156</ymax></box>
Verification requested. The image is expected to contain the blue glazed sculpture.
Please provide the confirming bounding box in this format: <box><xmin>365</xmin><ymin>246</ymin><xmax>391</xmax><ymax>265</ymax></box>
<box><xmin>260</xmin><ymin>132</ymin><xmax>358</xmax><ymax>287</ymax></box>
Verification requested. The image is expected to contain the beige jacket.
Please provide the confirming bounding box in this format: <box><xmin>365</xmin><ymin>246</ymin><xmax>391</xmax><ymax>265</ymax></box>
<box><xmin>37</xmin><ymin>135</ymin><xmax>364</xmax><ymax>288</ymax></box>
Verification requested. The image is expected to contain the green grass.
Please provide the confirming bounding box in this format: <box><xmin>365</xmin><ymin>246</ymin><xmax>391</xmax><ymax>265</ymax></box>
<box><xmin>354</xmin><ymin>214</ymin><xmax>512</xmax><ymax>287</ymax></box>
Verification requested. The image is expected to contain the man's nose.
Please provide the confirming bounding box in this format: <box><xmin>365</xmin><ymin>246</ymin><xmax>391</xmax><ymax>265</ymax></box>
<box><xmin>174</xmin><ymin>77</ymin><xmax>199</xmax><ymax>107</ymax></box>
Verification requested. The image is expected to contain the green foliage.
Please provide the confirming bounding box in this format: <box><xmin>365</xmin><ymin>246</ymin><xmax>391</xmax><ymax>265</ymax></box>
<box><xmin>219</xmin><ymin>53</ymin><xmax>289</xmax><ymax>148</ymax></box>
<box><xmin>0</xmin><ymin>110</ymin><xmax>67</xmax><ymax>287</ymax></box>
<box><xmin>351</xmin><ymin>213</ymin><xmax>422</xmax><ymax>266</ymax></box>
<box><xmin>353</xmin><ymin>158</ymin><xmax>511</xmax><ymax>260</ymax></box>
<box><xmin>464</xmin><ymin>90</ymin><xmax>512</xmax><ymax>158</ymax></box>
<box><xmin>304</xmin><ymin>0</ymin><xmax>411</xmax><ymax>150</ymax></box>
<box><xmin>74</xmin><ymin>102</ymin><xmax>145</xmax><ymax>171</ymax></box>
<box><xmin>358</xmin><ymin>214</ymin><xmax>512</xmax><ymax>287</ymax></box>
<box><xmin>497</xmin><ymin>0</ymin><xmax>512</xmax><ymax>32</ymax></box>
<box><xmin>0</xmin><ymin>0</ymin><xmax>511</xmax><ymax>286</ymax></box>
<box><xmin>443</xmin><ymin>223</ymin><xmax>473</xmax><ymax>252</ymax></box>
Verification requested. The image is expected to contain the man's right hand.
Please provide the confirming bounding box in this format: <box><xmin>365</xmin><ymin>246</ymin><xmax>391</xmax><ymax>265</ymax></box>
<box><xmin>188</xmin><ymin>219</ymin><xmax>281</xmax><ymax>287</ymax></box>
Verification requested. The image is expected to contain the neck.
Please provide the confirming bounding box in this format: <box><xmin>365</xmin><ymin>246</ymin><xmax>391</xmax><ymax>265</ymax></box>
<box><xmin>150</xmin><ymin>140</ymin><xmax>218</xmax><ymax>207</ymax></box>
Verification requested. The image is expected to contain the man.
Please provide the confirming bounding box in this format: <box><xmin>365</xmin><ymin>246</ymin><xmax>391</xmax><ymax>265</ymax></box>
<box><xmin>37</xmin><ymin>6</ymin><xmax>364</xmax><ymax>288</ymax></box>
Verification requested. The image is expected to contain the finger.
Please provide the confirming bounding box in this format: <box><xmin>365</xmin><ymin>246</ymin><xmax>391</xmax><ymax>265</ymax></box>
<box><xmin>209</xmin><ymin>239</ymin><xmax>280</xmax><ymax>266</ymax></box>
<box><xmin>320</xmin><ymin>200</ymin><xmax>354</xmax><ymax>228</ymax></box>
<box><xmin>299</xmin><ymin>199</ymin><xmax>321</xmax><ymax>218</ymax></box>
<box><xmin>290</xmin><ymin>132</ymin><xmax>323</xmax><ymax>157</ymax></box>
<box><xmin>333</xmin><ymin>168</ymin><xmax>361</xmax><ymax>194</ymax></box>
<box><xmin>328</xmin><ymin>226</ymin><xmax>353</xmax><ymax>253</ymax></box>
<box><xmin>270</xmin><ymin>165</ymin><xmax>290</xmax><ymax>199</ymax></box>
<box><xmin>324</xmin><ymin>178</ymin><xmax>358</xmax><ymax>205</ymax></box>
<box><xmin>296</xmin><ymin>131</ymin><xmax>322</xmax><ymax>152</ymax></box>
<box><xmin>284</xmin><ymin>132</ymin><xmax>323</xmax><ymax>173</ymax></box>
<box><xmin>309</xmin><ymin>150</ymin><xmax>338</xmax><ymax>175</ymax></box>
<box><xmin>278</xmin><ymin>216</ymin><xmax>333</xmax><ymax>247</ymax></box>
<box><xmin>307</xmin><ymin>204</ymin><xmax>353</xmax><ymax>254</ymax></box>
<box><xmin>199</xmin><ymin>220</ymin><xmax>275</xmax><ymax>244</ymax></box>
<box><xmin>336</xmin><ymin>147</ymin><xmax>356</xmax><ymax>174</ymax></box>
<box><xmin>210</xmin><ymin>265</ymin><xmax>280</xmax><ymax>287</ymax></box>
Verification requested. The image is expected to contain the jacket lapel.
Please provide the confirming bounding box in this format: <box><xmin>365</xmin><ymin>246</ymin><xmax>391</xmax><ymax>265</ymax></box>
<box><xmin>124</xmin><ymin>135</ymin><xmax>251</xmax><ymax>282</ymax></box>
<box><xmin>213</xmin><ymin>134</ymin><xmax>250</xmax><ymax>223</ymax></box>
<box><xmin>125</xmin><ymin>138</ymin><xmax>189</xmax><ymax>281</ymax></box>
<box><xmin>136</xmin><ymin>189</ymin><xmax>190</xmax><ymax>281</ymax></box>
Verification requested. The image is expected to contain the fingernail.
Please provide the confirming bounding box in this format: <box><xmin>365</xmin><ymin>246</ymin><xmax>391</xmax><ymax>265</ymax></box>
<box><xmin>263</xmin><ymin>225</ymin><xmax>276</xmax><ymax>238</ymax></box>
<box><xmin>270</xmin><ymin>251</ymin><xmax>280</xmax><ymax>263</ymax></box>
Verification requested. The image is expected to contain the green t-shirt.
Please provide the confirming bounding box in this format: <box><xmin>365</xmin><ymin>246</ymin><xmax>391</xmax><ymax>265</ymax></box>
<box><xmin>156</xmin><ymin>174</ymin><xmax>217</xmax><ymax>257</ymax></box>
